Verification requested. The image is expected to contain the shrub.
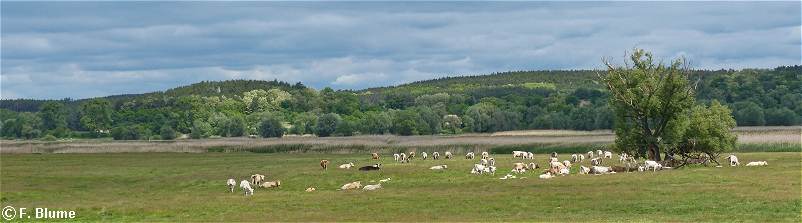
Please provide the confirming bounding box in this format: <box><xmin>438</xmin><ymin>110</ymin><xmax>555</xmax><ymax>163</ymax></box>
<box><xmin>258</xmin><ymin>116</ymin><xmax>285</xmax><ymax>138</ymax></box>
<box><xmin>160</xmin><ymin>125</ymin><xmax>177</xmax><ymax>140</ymax></box>
<box><xmin>40</xmin><ymin>134</ymin><xmax>58</xmax><ymax>141</ymax></box>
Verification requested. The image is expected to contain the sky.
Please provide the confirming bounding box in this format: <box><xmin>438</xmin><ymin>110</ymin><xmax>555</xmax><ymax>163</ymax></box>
<box><xmin>1</xmin><ymin>1</ymin><xmax>800</xmax><ymax>100</ymax></box>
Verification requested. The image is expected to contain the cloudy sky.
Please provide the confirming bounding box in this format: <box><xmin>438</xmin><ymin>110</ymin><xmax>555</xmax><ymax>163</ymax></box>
<box><xmin>1</xmin><ymin>1</ymin><xmax>800</xmax><ymax>99</ymax></box>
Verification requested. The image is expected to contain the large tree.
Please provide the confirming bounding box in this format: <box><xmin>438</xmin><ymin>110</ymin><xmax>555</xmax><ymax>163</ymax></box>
<box><xmin>600</xmin><ymin>49</ymin><xmax>696</xmax><ymax>161</ymax></box>
<box><xmin>79</xmin><ymin>99</ymin><xmax>113</xmax><ymax>133</ymax></box>
<box><xmin>39</xmin><ymin>101</ymin><xmax>67</xmax><ymax>131</ymax></box>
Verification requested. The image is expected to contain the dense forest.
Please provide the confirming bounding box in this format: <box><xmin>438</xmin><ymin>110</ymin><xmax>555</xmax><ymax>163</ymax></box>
<box><xmin>1</xmin><ymin>66</ymin><xmax>800</xmax><ymax>140</ymax></box>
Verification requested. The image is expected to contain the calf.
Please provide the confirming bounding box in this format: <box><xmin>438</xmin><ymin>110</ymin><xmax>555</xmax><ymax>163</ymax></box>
<box><xmin>644</xmin><ymin>160</ymin><xmax>662</xmax><ymax>172</ymax></box>
<box><xmin>603</xmin><ymin>151</ymin><xmax>613</xmax><ymax>159</ymax></box>
<box><xmin>512</xmin><ymin>162</ymin><xmax>527</xmax><ymax>174</ymax></box>
<box><xmin>430</xmin><ymin>165</ymin><xmax>448</xmax><ymax>170</ymax></box>
<box><xmin>259</xmin><ymin>180</ymin><xmax>281</xmax><ymax>188</ymax></box>
<box><xmin>466</xmin><ymin>152</ymin><xmax>475</xmax><ymax>159</ymax></box>
<box><xmin>371</xmin><ymin>153</ymin><xmax>380</xmax><ymax>160</ymax></box>
<box><xmin>338</xmin><ymin>162</ymin><xmax>355</xmax><ymax>169</ymax></box>
<box><xmin>340</xmin><ymin>181</ymin><xmax>362</xmax><ymax>190</ymax></box>
<box><xmin>227</xmin><ymin>178</ymin><xmax>236</xmax><ymax>192</ymax></box>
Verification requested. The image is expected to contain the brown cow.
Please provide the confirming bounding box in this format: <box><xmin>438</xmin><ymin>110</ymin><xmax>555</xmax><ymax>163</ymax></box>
<box><xmin>409</xmin><ymin>151</ymin><xmax>416</xmax><ymax>159</ymax></box>
<box><xmin>371</xmin><ymin>153</ymin><xmax>380</xmax><ymax>160</ymax></box>
<box><xmin>320</xmin><ymin>160</ymin><xmax>330</xmax><ymax>170</ymax></box>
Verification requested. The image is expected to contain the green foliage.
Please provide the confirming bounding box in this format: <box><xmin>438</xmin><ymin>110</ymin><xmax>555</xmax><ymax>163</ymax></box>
<box><xmin>602</xmin><ymin>49</ymin><xmax>696</xmax><ymax>160</ymax></box>
<box><xmin>39</xmin><ymin>101</ymin><xmax>67</xmax><ymax>131</ymax></box>
<box><xmin>258</xmin><ymin>116</ymin><xmax>285</xmax><ymax>138</ymax></box>
<box><xmin>111</xmin><ymin>125</ymin><xmax>150</xmax><ymax>140</ymax></box>
<box><xmin>675</xmin><ymin>101</ymin><xmax>738</xmax><ymax>156</ymax></box>
<box><xmin>0</xmin><ymin>63</ymin><xmax>798</xmax><ymax>140</ymax></box>
<box><xmin>79</xmin><ymin>99</ymin><xmax>113</xmax><ymax>132</ymax></box>
<box><xmin>160</xmin><ymin>125</ymin><xmax>177</xmax><ymax>140</ymax></box>
<box><xmin>315</xmin><ymin>113</ymin><xmax>340</xmax><ymax>137</ymax></box>
<box><xmin>190</xmin><ymin>120</ymin><xmax>212</xmax><ymax>139</ymax></box>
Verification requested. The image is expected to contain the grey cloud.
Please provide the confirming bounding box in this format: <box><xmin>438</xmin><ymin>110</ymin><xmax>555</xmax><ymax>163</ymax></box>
<box><xmin>1</xmin><ymin>1</ymin><xmax>799</xmax><ymax>99</ymax></box>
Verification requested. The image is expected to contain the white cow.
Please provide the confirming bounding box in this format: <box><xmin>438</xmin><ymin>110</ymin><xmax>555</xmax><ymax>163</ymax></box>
<box><xmin>587</xmin><ymin>151</ymin><xmax>595</xmax><ymax>159</ymax></box>
<box><xmin>590</xmin><ymin>166</ymin><xmax>612</xmax><ymax>175</ymax></box>
<box><xmin>481</xmin><ymin>152</ymin><xmax>490</xmax><ymax>160</ymax></box>
<box><xmin>483</xmin><ymin>166</ymin><xmax>497</xmax><ymax>175</ymax></box>
<box><xmin>603</xmin><ymin>151</ymin><xmax>613</xmax><ymax>159</ymax></box>
<box><xmin>444</xmin><ymin>152</ymin><xmax>453</xmax><ymax>159</ymax></box>
<box><xmin>562</xmin><ymin>160</ymin><xmax>572</xmax><ymax>168</ymax></box>
<box><xmin>644</xmin><ymin>160</ymin><xmax>663</xmax><ymax>172</ymax></box>
<box><xmin>579</xmin><ymin>166</ymin><xmax>590</xmax><ymax>174</ymax></box>
<box><xmin>539</xmin><ymin>172</ymin><xmax>554</xmax><ymax>179</ymax></box>
<box><xmin>725</xmin><ymin>154</ymin><xmax>740</xmax><ymax>166</ymax></box>
<box><xmin>488</xmin><ymin>157</ymin><xmax>496</xmax><ymax>167</ymax></box>
<box><xmin>512</xmin><ymin>151</ymin><xmax>527</xmax><ymax>159</ymax></box>
<box><xmin>226</xmin><ymin>179</ymin><xmax>236</xmax><ymax>192</ymax></box>
<box><xmin>526</xmin><ymin>152</ymin><xmax>534</xmax><ymax>160</ymax></box>
<box><xmin>571</xmin><ymin>154</ymin><xmax>579</xmax><ymax>163</ymax></box>
<box><xmin>393</xmin><ymin>153</ymin><xmax>400</xmax><ymax>161</ymax></box>
<box><xmin>511</xmin><ymin>162</ymin><xmax>527</xmax><ymax>174</ymax></box>
<box><xmin>240</xmin><ymin>180</ymin><xmax>254</xmax><ymax>196</ymax></box>
<box><xmin>471</xmin><ymin>164</ymin><xmax>487</xmax><ymax>174</ymax></box>
<box><xmin>430</xmin><ymin>165</ymin><xmax>448</xmax><ymax>170</ymax></box>
<box><xmin>466</xmin><ymin>152</ymin><xmax>475</xmax><ymax>159</ymax></box>
<box><xmin>432</xmin><ymin>152</ymin><xmax>440</xmax><ymax>160</ymax></box>
<box><xmin>480</xmin><ymin>158</ymin><xmax>488</xmax><ymax>166</ymax></box>
<box><xmin>362</xmin><ymin>184</ymin><xmax>382</xmax><ymax>191</ymax></box>
<box><xmin>339</xmin><ymin>162</ymin><xmax>355</xmax><ymax>169</ymax></box>
<box><xmin>579</xmin><ymin>154</ymin><xmax>585</xmax><ymax>162</ymax></box>
<box><xmin>421</xmin><ymin>152</ymin><xmax>428</xmax><ymax>160</ymax></box>
<box><xmin>597</xmin><ymin>150</ymin><xmax>603</xmax><ymax>157</ymax></box>
<box><xmin>745</xmin><ymin>161</ymin><xmax>768</xmax><ymax>167</ymax></box>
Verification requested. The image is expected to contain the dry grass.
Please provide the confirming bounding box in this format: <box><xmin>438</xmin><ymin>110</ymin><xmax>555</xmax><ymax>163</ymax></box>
<box><xmin>1</xmin><ymin>127</ymin><xmax>798</xmax><ymax>154</ymax></box>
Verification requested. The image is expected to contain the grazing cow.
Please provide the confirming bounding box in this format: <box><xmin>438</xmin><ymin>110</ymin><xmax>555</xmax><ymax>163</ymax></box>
<box><xmin>372</xmin><ymin>153</ymin><xmax>380</xmax><ymax>160</ymax></box>
<box><xmin>528</xmin><ymin>162</ymin><xmax>539</xmax><ymax>170</ymax></box>
<box><xmin>619</xmin><ymin>153</ymin><xmax>628</xmax><ymax>163</ymax></box>
<box><xmin>587</xmin><ymin>151</ymin><xmax>595</xmax><ymax>159</ymax></box>
<box><xmin>562</xmin><ymin>160</ymin><xmax>572</xmax><ymax>168</ymax></box>
<box><xmin>338</xmin><ymin>162</ymin><xmax>355</xmax><ymax>169</ymax></box>
<box><xmin>481</xmin><ymin>152</ymin><xmax>490</xmax><ymax>160</ymax></box>
<box><xmin>320</xmin><ymin>160</ymin><xmax>330</xmax><ymax>170</ymax></box>
<box><xmin>603</xmin><ymin>151</ymin><xmax>613</xmax><ymax>159</ymax></box>
<box><xmin>260</xmin><ymin>180</ymin><xmax>281</xmax><ymax>188</ymax></box>
<box><xmin>550</xmin><ymin>152</ymin><xmax>558</xmax><ymax>158</ymax></box>
<box><xmin>421</xmin><ymin>152</ymin><xmax>428</xmax><ymax>160</ymax></box>
<box><xmin>597</xmin><ymin>150</ymin><xmax>603</xmax><ymax>157</ymax></box>
<box><xmin>240</xmin><ymin>180</ymin><xmax>254</xmax><ymax>196</ymax></box>
<box><xmin>638</xmin><ymin>166</ymin><xmax>645</xmax><ymax>172</ymax></box>
<box><xmin>512</xmin><ymin>151</ymin><xmax>527</xmax><ymax>159</ymax></box>
<box><xmin>432</xmin><ymin>152</ymin><xmax>440</xmax><ymax>160</ymax></box>
<box><xmin>745</xmin><ymin>161</ymin><xmax>768</xmax><ymax>167</ymax></box>
<box><xmin>359</xmin><ymin>164</ymin><xmax>382</xmax><ymax>171</ymax></box>
<box><xmin>466</xmin><ymin>152</ymin><xmax>475</xmax><ymax>159</ymax></box>
<box><xmin>226</xmin><ymin>178</ymin><xmax>236</xmax><ymax>192</ymax></box>
<box><xmin>480</xmin><ymin>158</ymin><xmax>488</xmax><ymax>166</ymax></box>
<box><xmin>526</xmin><ymin>152</ymin><xmax>534</xmax><ymax>160</ymax></box>
<box><xmin>393</xmin><ymin>153</ymin><xmax>400</xmax><ymax>161</ymax></box>
<box><xmin>340</xmin><ymin>181</ymin><xmax>362</xmax><ymax>190</ymax></box>
<box><xmin>579</xmin><ymin>154</ymin><xmax>585</xmax><ymax>162</ymax></box>
<box><xmin>444</xmin><ymin>152</ymin><xmax>453</xmax><ymax>159</ymax></box>
<box><xmin>430</xmin><ymin>165</ymin><xmax>448</xmax><ymax>170</ymax></box>
<box><xmin>488</xmin><ymin>157</ymin><xmax>496</xmax><ymax>167</ymax></box>
<box><xmin>571</xmin><ymin>154</ymin><xmax>579</xmax><ymax>163</ymax></box>
<box><xmin>409</xmin><ymin>151</ymin><xmax>416</xmax><ymax>159</ymax></box>
<box><xmin>725</xmin><ymin>154</ymin><xmax>740</xmax><ymax>166</ymax></box>
<box><xmin>644</xmin><ymin>160</ymin><xmax>663</xmax><ymax>172</ymax></box>
<box><xmin>400</xmin><ymin>153</ymin><xmax>408</xmax><ymax>163</ymax></box>
<box><xmin>512</xmin><ymin>162</ymin><xmax>527</xmax><ymax>174</ymax></box>
<box><xmin>590</xmin><ymin>157</ymin><xmax>602</xmax><ymax>166</ymax></box>
<box><xmin>579</xmin><ymin>166</ymin><xmax>590</xmax><ymax>174</ymax></box>
<box><xmin>251</xmin><ymin>174</ymin><xmax>266</xmax><ymax>186</ymax></box>
<box><xmin>559</xmin><ymin>167</ymin><xmax>570</xmax><ymax>175</ymax></box>
<box><xmin>362</xmin><ymin>183</ymin><xmax>382</xmax><ymax>191</ymax></box>
<box><xmin>471</xmin><ymin>164</ymin><xmax>487</xmax><ymax>174</ymax></box>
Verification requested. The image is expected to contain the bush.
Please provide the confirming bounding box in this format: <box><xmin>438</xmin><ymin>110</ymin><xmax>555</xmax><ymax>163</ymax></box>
<box><xmin>160</xmin><ymin>125</ymin><xmax>177</xmax><ymax>140</ymax></box>
<box><xmin>258</xmin><ymin>116</ymin><xmax>285</xmax><ymax>138</ymax></box>
<box><xmin>315</xmin><ymin>113</ymin><xmax>340</xmax><ymax>137</ymax></box>
<box><xmin>190</xmin><ymin>120</ymin><xmax>212</xmax><ymax>139</ymax></box>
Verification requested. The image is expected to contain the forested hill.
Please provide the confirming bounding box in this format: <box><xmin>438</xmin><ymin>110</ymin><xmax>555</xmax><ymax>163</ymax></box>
<box><xmin>0</xmin><ymin>65</ymin><xmax>799</xmax><ymax>140</ymax></box>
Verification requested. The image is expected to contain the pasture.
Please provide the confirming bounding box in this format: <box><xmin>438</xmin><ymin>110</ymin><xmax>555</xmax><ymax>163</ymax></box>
<box><xmin>1</xmin><ymin>151</ymin><xmax>799</xmax><ymax>221</ymax></box>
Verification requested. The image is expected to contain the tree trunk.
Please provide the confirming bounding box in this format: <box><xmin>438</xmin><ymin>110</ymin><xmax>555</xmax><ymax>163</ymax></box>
<box><xmin>647</xmin><ymin>142</ymin><xmax>662</xmax><ymax>161</ymax></box>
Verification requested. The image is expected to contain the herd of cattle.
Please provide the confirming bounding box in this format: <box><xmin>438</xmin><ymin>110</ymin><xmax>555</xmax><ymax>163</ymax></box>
<box><xmin>228</xmin><ymin>151</ymin><xmax>768</xmax><ymax>196</ymax></box>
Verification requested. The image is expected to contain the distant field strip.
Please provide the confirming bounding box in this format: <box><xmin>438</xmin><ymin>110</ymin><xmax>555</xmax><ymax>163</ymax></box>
<box><xmin>1</xmin><ymin>127</ymin><xmax>797</xmax><ymax>154</ymax></box>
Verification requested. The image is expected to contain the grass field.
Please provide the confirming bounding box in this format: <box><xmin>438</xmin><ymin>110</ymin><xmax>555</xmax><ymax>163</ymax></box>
<box><xmin>1</xmin><ymin>152</ymin><xmax>799</xmax><ymax>222</ymax></box>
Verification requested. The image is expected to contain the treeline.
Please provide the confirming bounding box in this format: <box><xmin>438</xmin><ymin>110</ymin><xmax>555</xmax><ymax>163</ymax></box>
<box><xmin>0</xmin><ymin>66</ymin><xmax>799</xmax><ymax>140</ymax></box>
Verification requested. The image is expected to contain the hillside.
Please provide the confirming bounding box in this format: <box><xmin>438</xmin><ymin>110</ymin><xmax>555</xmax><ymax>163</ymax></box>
<box><xmin>0</xmin><ymin>65</ymin><xmax>800</xmax><ymax>140</ymax></box>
